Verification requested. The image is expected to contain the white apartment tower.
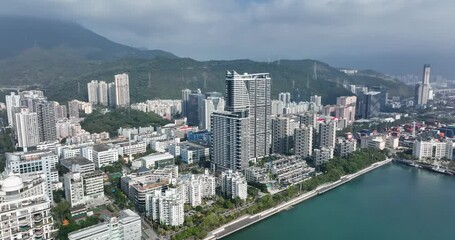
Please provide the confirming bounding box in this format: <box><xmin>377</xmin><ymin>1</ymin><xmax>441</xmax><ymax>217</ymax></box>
<box><xmin>294</xmin><ymin>125</ymin><xmax>313</xmax><ymax>159</ymax></box>
<box><xmin>5</xmin><ymin>92</ymin><xmax>21</xmax><ymax>126</ymax></box>
<box><xmin>145</xmin><ymin>188</ymin><xmax>184</xmax><ymax>226</ymax></box>
<box><xmin>319</xmin><ymin>120</ymin><xmax>337</xmax><ymax>149</ymax></box>
<box><xmin>14</xmin><ymin>108</ymin><xmax>40</xmax><ymax>149</ymax></box>
<box><xmin>115</xmin><ymin>73</ymin><xmax>130</xmax><ymax>108</ymax></box>
<box><xmin>87</xmin><ymin>80</ymin><xmax>99</xmax><ymax>105</ymax></box>
<box><xmin>220</xmin><ymin>170</ymin><xmax>248</xmax><ymax>200</ymax></box>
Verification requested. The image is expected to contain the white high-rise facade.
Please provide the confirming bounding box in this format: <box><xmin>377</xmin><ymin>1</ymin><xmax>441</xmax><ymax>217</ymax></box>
<box><xmin>199</xmin><ymin>96</ymin><xmax>225</xmax><ymax>130</ymax></box>
<box><xmin>417</xmin><ymin>64</ymin><xmax>431</xmax><ymax>105</ymax></box>
<box><xmin>98</xmin><ymin>81</ymin><xmax>108</xmax><ymax>106</ymax></box>
<box><xmin>319</xmin><ymin>120</ymin><xmax>337</xmax><ymax>149</ymax></box>
<box><xmin>14</xmin><ymin>108</ymin><xmax>40</xmax><ymax>149</ymax></box>
<box><xmin>5</xmin><ymin>92</ymin><xmax>21</xmax><ymax>126</ymax></box>
<box><xmin>225</xmin><ymin>71</ymin><xmax>271</xmax><ymax>160</ymax></box>
<box><xmin>87</xmin><ymin>80</ymin><xmax>99</xmax><ymax>104</ymax></box>
<box><xmin>115</xmin><ymin>73</ymin><xmax>130</xmax><ymax>108</ymax></box>
<box><xmin>294</xmin><ymin>125</ymin><xmax>313</xmax><ymax>159</ymax></box>
<box><xmin>220</xmin><ymin>170</ymin><xmax>248</xmax><ymax>200</ymax></box>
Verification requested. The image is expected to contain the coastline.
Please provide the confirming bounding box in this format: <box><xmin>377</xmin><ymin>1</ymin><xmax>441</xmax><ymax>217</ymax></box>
<box><xmin>204</xmin><ymin>158</ymin><xmax>392</xmax><ymax>240</ymax></box>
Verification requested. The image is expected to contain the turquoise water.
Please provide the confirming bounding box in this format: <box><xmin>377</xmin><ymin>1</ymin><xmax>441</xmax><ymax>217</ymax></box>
<box><xmin>225</xmin><ymin>164</ymin><xmax>455</xmax><ymax>240</ymax></box>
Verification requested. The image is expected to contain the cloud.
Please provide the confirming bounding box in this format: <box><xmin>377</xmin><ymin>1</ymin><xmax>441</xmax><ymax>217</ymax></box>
<box><xmin>1</xmin><ymin>0</ymin><xmax>454</xmax><ymax>64</ymax></box>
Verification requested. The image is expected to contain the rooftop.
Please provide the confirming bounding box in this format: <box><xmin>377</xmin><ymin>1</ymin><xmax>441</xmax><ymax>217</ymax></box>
<box><xmin>60</xmin><ymin>156</ymin><xmax>93</xmax><ymax>167</ymax></box>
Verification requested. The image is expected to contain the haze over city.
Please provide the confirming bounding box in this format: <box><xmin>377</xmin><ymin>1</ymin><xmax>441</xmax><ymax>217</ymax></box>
<box><xmin>1</xmin><ymin>0</ymin><xmax>455</xmax><ymax>76</ymax></box>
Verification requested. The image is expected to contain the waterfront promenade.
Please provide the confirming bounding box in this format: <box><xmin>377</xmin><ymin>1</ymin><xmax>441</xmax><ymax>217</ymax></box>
<box><xmin>205</xmin><ymin>158</ymin><xmax>392</xmax><ymax>240</ymax></box>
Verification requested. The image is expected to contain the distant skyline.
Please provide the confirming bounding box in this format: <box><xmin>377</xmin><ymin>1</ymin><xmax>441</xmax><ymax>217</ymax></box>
<box><xmin>1</xmin><ymin>0</ymin><xmax>455</xmax><ymax>77</ymax></box>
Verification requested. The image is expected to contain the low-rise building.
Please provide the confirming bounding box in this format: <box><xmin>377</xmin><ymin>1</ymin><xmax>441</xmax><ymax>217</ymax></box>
<box><xmin>413</xmin><ymin>139</ymin><xmax>454</xmax><ymax>160</ymax></box>
<box><xmin>91</xmin><ymin>144</ymin><xmax>119</xmax><ymax>168</ymax></box>
<box><xmin>68</xmin><ymin>209</ymin><xmax>141</xmax><ymax>240</ymax></box>
<box><xmin>335</xmin><ymin>138</ymin><xmax>357</xmax><ymax>157</ymax></box>
<box><xmin>266</xmin><ymin>155</ymin><xmax>314</xmax><ymax>185</ymax></box>
<box><xmin>140</xmin><ymin>153</ymin><xmax>175</xmax><ymax>169</ymax></box>
<box><xmin>145</xmin><ymin>188</ymin><xmax>184</xmax><ymax>226</ymax></box>
<box><xmin>313</xmin><ymin>148</ymin><xmax>334</xmax><ymax>166</ymax></box>
<box><xmin>60</xmin><ymin>156</ymin><xmax>95</xmax><ymax>174</ymax></box>
<box><xmin>244</xmin><ymin>166</ymin><xmax>269</xmax><ymax>183</ymax></box>
<box><xmin>220</xmin><ymin>170</ymin><xmax>248</xmax><ymax>200</ymax></box>
<box><xmin>64</xmin><ymin>170</ymin><xmax>104</xmax><ymax>207</ymax></box>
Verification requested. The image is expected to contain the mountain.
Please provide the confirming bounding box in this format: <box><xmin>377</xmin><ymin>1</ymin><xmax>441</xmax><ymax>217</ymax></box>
<box><xmin>0</xmin><ymin>16</ymin><xmax>412</xmax><ymax>105</ymax></box>
<box><xmin>0</xmin><ymin>16</ymin><xmax>176</xmax><ymax>60</ymax></box>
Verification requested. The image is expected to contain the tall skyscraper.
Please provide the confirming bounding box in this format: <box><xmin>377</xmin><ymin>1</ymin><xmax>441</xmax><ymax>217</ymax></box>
<box><xmin>294</xmin><ymin>125</ymin><xmax>313</xmax><ymax>159</ymax></box>
<box><xmin>225</xmin><ymin>71</ymin><xmax>271</xmax><ymax>160</ymax></box>
<box><xmin>416</xmin><ymin>64</ymin><xmax>431</xmax><ymax>106</ymax></box>
<box><xmin>36</xmin><ymin>101</ymin><xmax>57</xmax><ymax>142</ymax></box>
<box><xmin>5</xmin><ymin>92</ymin><xmax>21</xmax><ymax>126</ymax></box>
<box><xmin>87</xmin><ymin>80</ymin><xmax>99</xmax><ymax>104</ymax></box>
<box><xmin>108</xmin><ymin>82</ymin><xmax>116</xmax><ymax>107</ymax></box>
<box><xmin>14</xmin><ymin>108</ymin><xmax>40</xmax><ymax>149</ymax></box>
<box><xmin>115</xmin><ymin>73</ymin><xmax>130</xmax><ymax>108</ymax></box>
<box><xmin>98</xmin><ymin>81</ymin><xmax>109</xmax><ymax>106</ymax></box>
<box><xmin>187</xmin><ymin>89</ymin><xmax>204</xmax><ymax>126</ymax></box>
<box><xmin>336</xmin><ymin>96</ymin><xmax>357</xmax><ymax>125</ymax></box>
<box><xmin>181</xmin><ymin>89</ymin><xmax>191</xmax><ymax>118</ymax></box>
<box><xmin>310</xmin><ymin>95</ymin><xmax>322</xmax><ymax>107</ymax></box>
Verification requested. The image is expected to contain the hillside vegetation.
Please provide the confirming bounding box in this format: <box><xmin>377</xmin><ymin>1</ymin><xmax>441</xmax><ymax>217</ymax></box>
<box><xmin>80</xmin><ymin>109</ymin><xmax>170</xmax><ymax>136</ymax></box>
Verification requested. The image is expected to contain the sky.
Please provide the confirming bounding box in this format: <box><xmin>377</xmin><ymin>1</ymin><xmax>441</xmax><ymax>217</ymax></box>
<box><xmin>1</xmin><ymin>0</ymin><xmax>455</xmax><ymax>76</ymax></box>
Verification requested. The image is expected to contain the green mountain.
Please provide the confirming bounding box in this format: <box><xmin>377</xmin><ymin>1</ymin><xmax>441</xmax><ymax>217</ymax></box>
<box><xmin>0</xmin><ymin>16</ymin><xmax>412</xmax><ymax>105</ymax></box>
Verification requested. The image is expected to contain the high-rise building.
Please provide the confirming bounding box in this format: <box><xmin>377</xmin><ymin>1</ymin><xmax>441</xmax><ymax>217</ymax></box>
<box><xmin>335</xmin><ymin>138</ymin><xmax>357</xmax><ymax>157</ymax></box>
<box><xmin>313</xmin><ymin>147</ymin><xmax>334</xmax><ymax>166</ymax></box>
<box><xmin>356</xmin><ymin>91</ymin><xmax>380</xmax><ymax>119</ymax></box>
<box><xmin>294</xmin><ymin>125</ymin><xmax>313</xmax><ymax>159</ymax></box>
<box><xmin>199</xmin><ymin>95</ymin><xmax>225</xmax><ymax>130</ymax></box>
<box><xmin>187</xmin><ymin>89</ymin><xmax>204</xmax><ymax>126</ymax></box>
<box><xmin>5</xmin><ymin>92</ymin><xmax>21</xmax><ymax>126</ymax></box>
<box><xmin>115</xmin><ymin>73</ymin><xmax>130</xmax><ymax>108</ymax></box>
<box><xmin>300</xmin><ymin>112</ymin><xmax>317</xmax><ymax>130</ymax></box>
<box><xmin>416</xmin><ymin>64</ymin><xmax>431</xmax><ymax>106</ymax></box>
<box><xmin>181</xmin><ymin>89</ymin><xmax>191</xmax><ymax>118</ymax></box>
<box><xmin>310</xmin><ymin>95</ymin><xmax>322</xmax><ymax>107</ymax></box>
<box><xmin>0</xmin><ymin>172</ymin><xmax>54</xmax><ymax>239</ymax></box>
<box><xmin>271</xmin><ymin>116</ymin><xmax>292</xmax><ymax>155</ymax></box>
<box><xmin>108</xmin><ymin>82</ymin><xmax>116</xmax><ymax>107</ymax></box>
<box><xmin>225</xmin><ymin>71</ymin><xmax>271</xmax><ymax>160</ymax></box>
<box><xmin>68</xmin><ymin>100</ymin><xmax>80</xmax><ymax>118</ymax></box>
<box><xmin>68</xmin><ymin>209</ymin><xmax>141</xmax><ymax>240</ymax></box>
<box><xmin>278</xmin><ymin>92</ymin><xmax>291</xmax><ymax>106</ymax></box>
<box><xmin>14</xmin><ymin>108</ymin><xmax>40</xmax><ymax>149</ymax></box>
<box><xmin>36</xmin><ymin>101</ymin><xmax>57</xmax><ymax>142</ymax></box>
<box><xmin>98</xmin><ymin>81</ymin><xmax>108</xmax><ymax>106</ymax></box>
<box><xmin>211</xmin><ymin>111</ymin><xmax>250</xmax><ymax>171</ymax></box>
<box><xmin>87</xmin><ymin>80</ymin><xmax>99</xmax><ymax>105</ymax></box>
<box><xmin>53</xmin><ymin>101</ymin><xmax>68</xmax><ymax>119</ymax></box>
<box><xmin>335</xmin><ymin>96</ymin><xmax>357</xmax><ymax>125</ymax></box>
<box><xmin>319</xmin><ymin>120</ymin><xmax>337</xmax><ymax>149</ymax></box>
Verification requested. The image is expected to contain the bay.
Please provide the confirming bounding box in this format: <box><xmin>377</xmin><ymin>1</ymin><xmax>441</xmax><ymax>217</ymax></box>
<box><xmin>224</xmin><ymin>164</ymin><xmax>455</xmax><ymax>240</ymax></box>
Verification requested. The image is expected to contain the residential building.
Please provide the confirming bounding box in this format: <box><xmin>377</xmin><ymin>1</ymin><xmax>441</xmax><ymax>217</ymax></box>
<box><xmin>294</xmin><ymin>125</ymin><xmax>313</xmax><ymax>159</ymax></box>
<box><xmin>0</xmin><ymin>172</ymin><xmax>53</xmax><ymax>239</ymax></box>
<box><xmin>199</xmin><ymin>95</ymin><xmax>225</xmax><ymax>130</ymax></box>
<box><xmin>115</xmin><ymin>73</ymin><xmax>130</xmax><ymax>108</ymax></box>
<box><xmin>98</xmin><ymin>81</ymin><xmax>108</xmax><ymax>106</ymax></box>
<box><xmin>335</xmin><ymin>138</ymin><xmax>357</xmax><ymax>157</ymax></box>
<box><xmin>220</xmin><ymin>170</ymin><xmax>247</xmax><ymax>200</ymax></box>
<box><xmin>313</xmin><ymin>148</ymin><xmax>334</xmax><ymax>167</ymax></box>
<box><xmin>266</xmin><ymin>155</ymin><xmax>314</xmax><ymax>185</ymax></box>
<box><xmin>5</xmin><ymin>92</ymin><xmax>21</xmax><ymax>126</ymax></box>
<box><xmin>68</xmin><ymin>100</ymin><xmax>80</xmax><ymax>118</ymax></box>
<box><xmin>108</xmin><ymin>82</ymin><xmax>116</xmax><ymax>107</ymax></box>
<box><xmin>177</xmin><ymin>171</ymin><xmax>216</xmax><ymax>207</ymax></box>
<box><xmin>87</xmin><ymin>80</ymin><xmax>99</xmax><ymax>105</ymax></box>
<box><xmin>68</xmin><ymin>209</ymin><xmax>141</xmax><ymax>240</ymax></box>
<box><xmin>60</xmin><ymin>156</ymin><xmax>95</xmax><ymax>174</ymax></box>
<box><xmin>278</xmin><ymin>92</ymin><xmax>291</xmax><ymax>106</ymax></box>
<box><xmin>271</xmin><ymin>116</ymin><xmax>293</xmax><ymax>155</ymax></box>
<box><xmin>14</xmin><ymin>108</ymin><xmax>40</xmax><ymax>149</ymax></box>
<box><xmin>36</xmin><ymin>100</ymin><xmax>57</xmax><ymax>142</ymax></box>
<box><xmin>319</xmin><ymin>120</ymin><xmax>337</xmax><ymax>149</ymax></box>
<box><xmin>145</xmin><ymin>188</ymin><xmax>184</xmax><ymax>226</ymax></box>
<box><xmin>224</xmin><ymin>71</ymin><xmax>271</xmax><ymax>160</ymax></box>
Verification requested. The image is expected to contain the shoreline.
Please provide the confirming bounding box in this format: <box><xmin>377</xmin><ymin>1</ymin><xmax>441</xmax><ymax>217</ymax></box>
<box><xmin>204</xmin><ymin>158</ymin><xmax>392</xmax><ymax>240</ymax></box>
